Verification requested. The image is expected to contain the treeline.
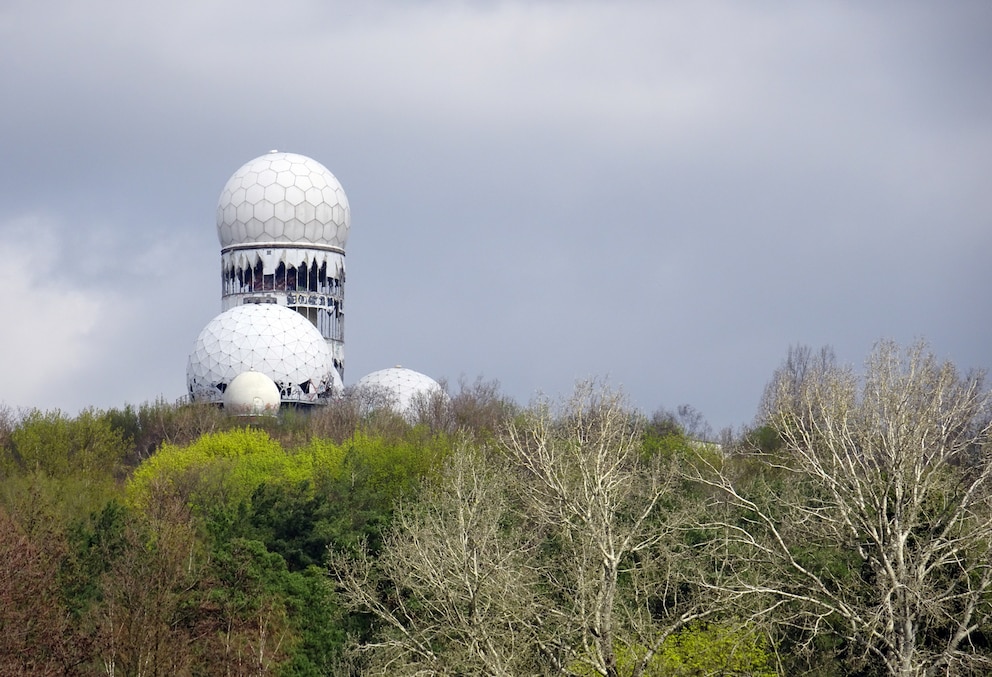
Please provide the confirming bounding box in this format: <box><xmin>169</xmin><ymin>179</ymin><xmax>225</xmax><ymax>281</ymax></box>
<box><xmin>1</xmin><ymin>342</ymin><xmax>991</xmax><ymax>676</ymax></box>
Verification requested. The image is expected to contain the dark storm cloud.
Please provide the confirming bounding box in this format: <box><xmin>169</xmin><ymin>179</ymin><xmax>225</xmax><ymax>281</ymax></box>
<box><xmin>0</xmin><ymin>1</ymin><xmax>989</xmax><ymax>430</ymax></box>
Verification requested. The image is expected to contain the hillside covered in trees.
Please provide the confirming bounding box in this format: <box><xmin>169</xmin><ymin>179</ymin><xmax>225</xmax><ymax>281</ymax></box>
<box><xmin>1</xmin><ymin>341</ymin><xmax>990</xmax><ymax>676</ymax></box>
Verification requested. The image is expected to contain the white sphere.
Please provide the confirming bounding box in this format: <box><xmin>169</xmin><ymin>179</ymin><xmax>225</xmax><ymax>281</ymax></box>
<box><xmin>217</xmin><ymin>151</ymin><xmax>350</xmax><ymax>251</ymax></box>
<box><xmin>187</xmin><ymin>304</ymin><xmax>342</xmax><ymax>404</ymax></box>
<box><xmin>354</xmin><ymin>366</ymin><xmax>446</xmax><ymax>417</ymax></box>
<box><xmin>223</xmin><ymin>371</ymin><xmax>281</xmax><ymax>415</ymax></box>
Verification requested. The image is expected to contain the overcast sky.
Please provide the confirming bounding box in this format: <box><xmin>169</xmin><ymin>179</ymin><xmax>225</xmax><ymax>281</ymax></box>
<box><xmin>1</xmin><ymin>1</ymin><xmax>989</xmax><ymax>432</ymax></box>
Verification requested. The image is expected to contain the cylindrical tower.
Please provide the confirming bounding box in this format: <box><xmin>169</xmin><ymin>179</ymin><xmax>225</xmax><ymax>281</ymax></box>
<box><xmin>216</xmin><ymin>151</ymin><xmax>350</xmax><ymax>380</ymax></box>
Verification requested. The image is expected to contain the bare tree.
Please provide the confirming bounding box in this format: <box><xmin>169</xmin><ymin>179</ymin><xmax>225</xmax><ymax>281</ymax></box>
<box><xmin>501</xmin><ymin>382</ymin><xmax>714</xmax><ymax>677</ymax></box>
<box><xmin>648</xmin><ymin>404</ymin><xmax>713</xmax><ymax>442</ymax></box>
<box><xmin>756</xmin><ymin>344</ymin><xmax>836</xmax><ymax>424</ymax></box>
<box><xmin>332</xmin><ymin>442</ymin><xmax>547</xmax><ymax>675</ymax></box>
<box><xmin>408</xmin><ymin>379</ymin><xmax>457</xmax><ymax>433</ymax></box>
<box><xmin>449</xmin><ymin>376</ymin><xmax>519</xmax><ymax>437</ymax></box>
<box><xmin>334</xmin><ymin>382</ymin><xmax>719</xmax><ymax>676</ymax></box>
<box><xmin>700</xmin><ymin>341</ymin><xmax>992</xmax><ymax>676</ymax></box>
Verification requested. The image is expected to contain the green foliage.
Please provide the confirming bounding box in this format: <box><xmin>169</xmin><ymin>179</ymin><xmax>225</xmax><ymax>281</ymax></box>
<box><xmin>655</xmin><ymin>623</ymin><xmax>777</xmax><ymax>676</ymax></box>
<box><xmin>641</xmin><ymin>426</ymin><xmax>695</xmax><ymax>461</ymax></box>
<box><xmin>126</xmin><ymin>428</ymin><xmax>344</xmax><ymax>509</ymax></box>
<box><xmin>61</xmin><ymin>499</ymin><xmax>130</xmax><ymax>616</ymax></box>
<box><xmin>130</xmin><ymin>425</ymin><xmax>451</xmax><ymax>560</ymax></box>
<box><xmin>276</xmin><ymin>566</ymin><xmax>351</xmax><ymax>676</ymax></box>
<box><xmin>201</xmin><ymin>430</ymin><xmax>452</xmax><ymax>565</ymax></box>
<box><xmin>0</xmin><ymin>470</ymin><xmax>119</xmax><ymax>547</ymax></box>
<box><xmin>743</xmin><ymin>425</ymin><xmax>783</xmax><ymax>454</ymax></box>
<box><xmin>209</xmin><ymin>537</ymin><xmax>350</xmax><ymax>675</ymax></box>
<box><xmin>0</xmin><ymin>409</ymin><xmax>127</xmax><ymax>531</ymax></box>
<box><xmin>339</xmin><ymin>429</ymin><xmax>446</xmax><ymax>495</ymax></box>
<box><xmin>5</xmin><ymin>408</ymin><xmax>129</xmax><ymax>480</ymax></box>
<box><xmin>235</xmin><ymin>481</ymin><xmax>338</xmax><ymax>570</ymax></box>
<box><xmin>568</xmin><ymin>624</ymin><xmax>776</xmax><ymax>676</ymax></box>
<box><xmin>0</xmin><ymin>396</ymin><xmax>462</xmax><ymax>673</ymax></box>
<box><xmin>330</xmin><ymin>430</ymin><xmax>450</xmax><ymax>554</ymax></box>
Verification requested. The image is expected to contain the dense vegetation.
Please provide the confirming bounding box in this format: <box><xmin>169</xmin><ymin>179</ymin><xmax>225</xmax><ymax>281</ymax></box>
<box><xmin>0</xmin><ymin>343</ymin><xmax>989</xmax><ymax>676</ymax></box>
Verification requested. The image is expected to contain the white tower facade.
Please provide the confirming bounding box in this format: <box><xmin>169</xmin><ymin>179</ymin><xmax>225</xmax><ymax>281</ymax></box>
<box><xmin>216</xmin><ymin>151</ymin><xmax>350</xmax><ymax>380</ymax></box>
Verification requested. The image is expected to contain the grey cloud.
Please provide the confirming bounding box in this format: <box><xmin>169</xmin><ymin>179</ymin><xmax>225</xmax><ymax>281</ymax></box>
<box><xmin>0</xmin><ymin>1</ymin><xmax>988</xmax><ymax>430</ymax></box>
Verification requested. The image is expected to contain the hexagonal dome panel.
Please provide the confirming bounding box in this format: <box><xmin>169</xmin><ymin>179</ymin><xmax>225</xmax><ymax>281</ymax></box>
<box><xmin>216</xmin><ymin>151</ymin><xmax>350</xmax><ymax>250</ymax></box>
<box><xmin>187</xmin><ymin>304</ymin><xmax>343</xmax><ymax>404</ymax></box>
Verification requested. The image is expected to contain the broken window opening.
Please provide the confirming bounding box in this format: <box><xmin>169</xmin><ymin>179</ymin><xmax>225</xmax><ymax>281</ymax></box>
<box><xmin>284</xmin><ymin>264</ymin><xmax>297</xmax><ymax>291</ymax></box>
<box><xmin>308</xmin><ymin>261</ymin><xmax>319</xmax><ymax>292</ymax></box>
<box><xmin>318</xmin><ymin>260</ymin><xmax>329</xmax><ymax>294</ymax></box>
<box><xmin>253</xmin><ymin>260</ymin><xmax>264</xmax><ymax>293</ymax></box>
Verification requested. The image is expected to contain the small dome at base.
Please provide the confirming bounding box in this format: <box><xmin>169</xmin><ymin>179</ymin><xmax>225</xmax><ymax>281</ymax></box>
<box><xmin>223</xmin><ymin>371</ymin><xmax>281</xmax><ymax>416</ymax></box>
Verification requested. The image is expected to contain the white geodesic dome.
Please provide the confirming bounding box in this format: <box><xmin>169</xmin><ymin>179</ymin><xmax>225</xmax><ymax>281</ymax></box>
<box><xmin>223</xmin><ymin>371</ymin><xmax>281</xmax><ymax>416</ymax></box>
<box><xmin>187</xmin><ymin>304</ymin><xmax>342</xmax><ymax>404</ymax></box>
<box><xmin>217</xmin><ymin>151</ymin><xmax>350</xmax><ymax>250</ymax></box>
<box><xmin>354</xmin><ymin>366</ymin><xmax>447</xmax><ymax>417</ymax></box>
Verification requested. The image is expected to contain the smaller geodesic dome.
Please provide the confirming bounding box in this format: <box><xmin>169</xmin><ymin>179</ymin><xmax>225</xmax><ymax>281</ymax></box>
<box><xmin>187</xmin><ymin>304</ymin><xmax>342</xmax><ymax>404</ymax></box>
<box><xmin>223</xmin><ymin>371</ymin><xmax>281</xmax><ymax>416</ymax></box>
<box><xmin>354</xmin><ymin>366</ymin><xmax>447</xmax><ymax>418</ymax></box>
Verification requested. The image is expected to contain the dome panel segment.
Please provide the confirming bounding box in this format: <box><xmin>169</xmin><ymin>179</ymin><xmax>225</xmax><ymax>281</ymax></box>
<box><xmin>254</xmin><ymin>200</ymin><xmax>274</xmax><ymax>222</ymax></box>
<box><xmin>236</xmin><ymin>201</ymin><xmax>253</xmax><ymax>224</ymax></box>
<box><xmin>257</xmin><ymin>169</ymin><xmax>277</xmax><ymax>187</ymax></box>
<box><xmin>274</xmin><ymin>201</ymin><xmax>295</xmax><ymax>222</ymax></box>
<box><xmin>304</xmin><ymin>221</ymin><xmax>322</xmax><ymax>241</ymax></box>
<box><xmin>245</xmin><ymin>218</ymin><xmax>264</xmax><ymax>239</ymax></box>
<box><xmin>240</xmin><ymin>171</ymin><xmax>259</xmax><ymax>189</ymax></box>
<box><xmin>264</xmin><ymin>217</ymin><xmax>285</xmax><ymax>239</ymax></box>
<box><xmin>264</xmin><ymin>183</ymin><xmax>286</xmax><ymax>204</ymax></box>
<box><xmin>276</xmin><ymin>171</ymin><xmax>296</xmax><ymax>188</ymax></box>
<box><xmin>295</xmin><ymin>201</ymin><xmax>315</xmax><ymax>223</ymax></box>
<box><xmin>305</xmin><ymin>187</ymin><xmax>322</xmax><ymax>205</ymax></box>
<box><xmin>245</xmin><ymin>184</ymin><xmax>265</xmax><ymax>205</ymax></box>
<box><xmin>315</xmin><ymin>203</ymin><xmax>333</xmax><ymax>223</ymax></box>
<box><xmin>285</xmin><ymin>219</ymin><xmax>306</xmax><ymax>240</ymax></box>
<box><xmin>285</xmin><ymin>185</ymin><xmax>305</xmax><ymax>206</ymax></box>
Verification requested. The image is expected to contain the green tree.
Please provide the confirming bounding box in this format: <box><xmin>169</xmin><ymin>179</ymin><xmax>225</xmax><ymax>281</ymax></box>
<box><xmin>6</xmin><ymin>408</ymin><xmax>128</xmax><ymax>480</ymax></box>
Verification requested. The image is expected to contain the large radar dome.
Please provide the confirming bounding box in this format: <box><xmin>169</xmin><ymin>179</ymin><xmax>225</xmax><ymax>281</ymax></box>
<box><xmin>217</xmin><ymin>151</ymin><xmax>350</xmax><ymax>250</ymax></box>
<box><xmin>354</xmin><ymin>366</ymin><xmax>447</xmax><ymax>418</ymax></box>
<box><xmin>187</xmin><ymin>304</ymin><xmax>342</xmax><ymax>404</ymax></box>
